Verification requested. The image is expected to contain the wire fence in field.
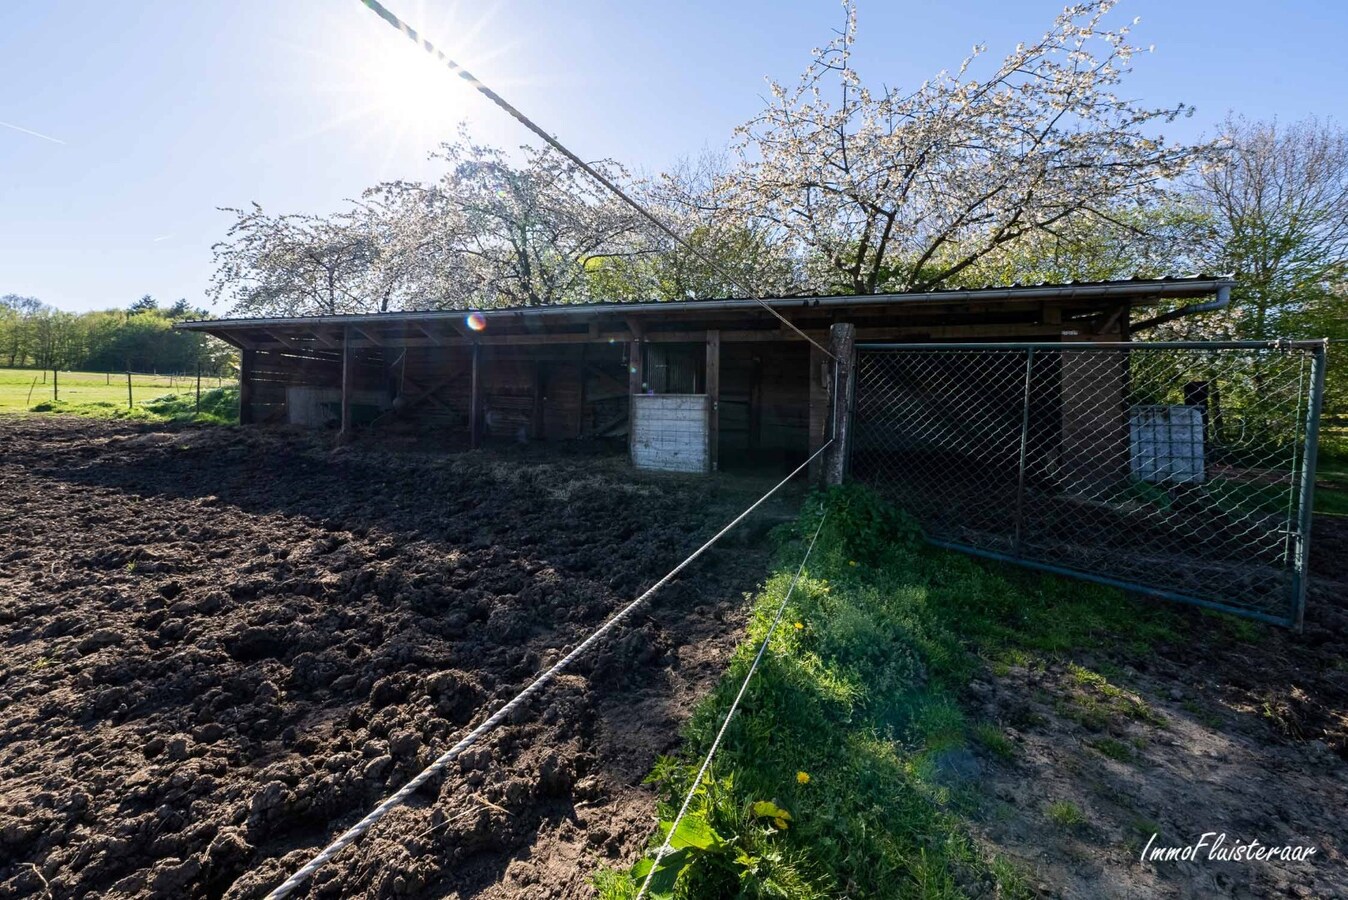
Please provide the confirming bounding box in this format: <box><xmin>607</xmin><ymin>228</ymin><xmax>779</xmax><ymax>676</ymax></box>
<box><xmin>0</xmin><ymin>367</ymin><xmax>238</xmax><ymax>414</ymax></box>
<box><xmin>849</xmin><ymin>341</ymin><xmax>1327</xmax><ymax>628</ymax></box>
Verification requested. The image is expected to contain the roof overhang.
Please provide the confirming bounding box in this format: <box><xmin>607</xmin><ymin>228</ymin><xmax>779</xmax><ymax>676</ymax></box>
<box><xmin>177</xmin><ymin>276</ymin><xmax>1234</xmax><ymax>351</ymax></box>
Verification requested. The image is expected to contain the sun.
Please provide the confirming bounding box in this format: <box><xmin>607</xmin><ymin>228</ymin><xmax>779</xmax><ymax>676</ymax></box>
<box><xmin>358</xmin><ymin>29</ymin><xmax>463</xmax><ymax>136</ymax></box>
<box><xmin>276</xmin><ymin>2</ymin><xmax>519</xmax><ymax>169</ymax></box>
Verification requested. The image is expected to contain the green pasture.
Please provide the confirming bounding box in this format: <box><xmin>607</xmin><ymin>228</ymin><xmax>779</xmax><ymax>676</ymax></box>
<box><xmin>0</xmin><ymin>367</ymin><xmax>238</xmax><ymax>423</ymax></box>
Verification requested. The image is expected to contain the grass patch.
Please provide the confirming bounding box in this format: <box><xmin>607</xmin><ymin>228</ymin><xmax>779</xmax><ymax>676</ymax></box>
<box><xmin>970</xmin><ymin>723</ymin><xmax>1017</xmax><ymax>761</ymax></box>
<box><xmin>23</xmin><ymin>386</ymin><xmax>237</xmax><ymax>424</ymax></box>
<box><xmin>1088</xmin><ymin>737</ymin><xmax>1135</xmax><ymax>763</ymax></box>
<box><xmin>598</xmin><ymin>485</ymin><xmax>1192</xmax><ymax>899</ymax></box>
<box><xmin>1316</xmin><ymin>460</ymin><xmax>1348</xmax><ymax>516</ymax></box>
<box><xmin>1045</xmin><ymin>801</ymin><xmax>1085</xmax><ymax>829</ymax></box>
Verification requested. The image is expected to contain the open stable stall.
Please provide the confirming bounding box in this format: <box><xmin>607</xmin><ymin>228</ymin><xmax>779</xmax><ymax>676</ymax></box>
<box><xmin>178</xmin><ymin>277</ymin><xmax>1234</xmax><ymax>476</ymax></box>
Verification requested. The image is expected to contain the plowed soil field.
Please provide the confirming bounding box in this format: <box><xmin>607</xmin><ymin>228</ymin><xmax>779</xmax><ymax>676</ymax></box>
<box><xmin>0</xmin><ymin>417</ymin><xmax>796</xmax><ymax>899</ymax></box>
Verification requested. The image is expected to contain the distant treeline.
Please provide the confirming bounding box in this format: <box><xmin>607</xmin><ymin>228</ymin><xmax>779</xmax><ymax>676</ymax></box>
<box><xmin>0</xmin><ymin>295</ymin><xmax>235</xmax><ymax>376</ymax></box>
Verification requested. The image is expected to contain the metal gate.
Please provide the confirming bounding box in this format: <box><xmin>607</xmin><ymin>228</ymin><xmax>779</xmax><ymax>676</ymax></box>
<box><xmin>848</xmin><ymin>341</ymin><xmax>1327</xmax><ymax>627</ymax></box>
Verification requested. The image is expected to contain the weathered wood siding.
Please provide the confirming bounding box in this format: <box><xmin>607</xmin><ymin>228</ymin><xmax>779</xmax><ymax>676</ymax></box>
<box><xmin>631</xmin><ymin>394</ymin><xmax>709</xmax><ymax>473</ymax></box>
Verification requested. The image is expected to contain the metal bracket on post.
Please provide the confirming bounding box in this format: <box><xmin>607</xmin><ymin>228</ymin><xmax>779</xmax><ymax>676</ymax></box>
<box><xmin>825</xmin><ymin>323</ymin><xmax>855</xmax><ymax>486</ymax></box>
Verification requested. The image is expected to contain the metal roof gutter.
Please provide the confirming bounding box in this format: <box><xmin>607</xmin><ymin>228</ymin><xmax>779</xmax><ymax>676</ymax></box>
<box><xmin>175</xmin><ymin>277</ymin><xmax>1235</xmax><ymax>332</ymax></box>
<box><xmin>1129</xmin><ymin>284</ymin><xmax>1233</xmax><ymax>332</ymax></box>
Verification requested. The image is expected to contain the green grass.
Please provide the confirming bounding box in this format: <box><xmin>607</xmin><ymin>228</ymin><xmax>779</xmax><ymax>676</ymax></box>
<box><xmin>1045</xmin><ymin>801</ymin><xmax>1085</xmax><ymax>829</ymax></box>
<box><xmin>0</xmin><ymin>367</ymin><xmax>237</xmax><ymax>424</ymax></box>
<box><xmin>1315</xmin><ymin>460</ymin><xmax>1348</xmax><ymax>516</ymax></box>
<box><xmin>597</xmin><ymin>485</ymin><xmax>1196</xmax><ymax>900</ymax></box>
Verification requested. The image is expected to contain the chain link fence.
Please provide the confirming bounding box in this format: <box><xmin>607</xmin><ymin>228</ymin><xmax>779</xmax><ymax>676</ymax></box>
<box><xmin>849</xmin><ymin>341</ymin><xmax>1327</xmax><ymax>627</ymax></box>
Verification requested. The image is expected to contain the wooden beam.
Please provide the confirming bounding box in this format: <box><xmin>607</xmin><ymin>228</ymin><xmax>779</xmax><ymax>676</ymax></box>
<box><xmin>264</xmin><ymin>330</ymin><xmax>304</xmax><ymax>350</ymax></box>
<box><xmin>415</xmin><ymin>323</ymin><xmax>445</xmax><ymax>346</ymax></box>
<box><xmin>352</xmin><ymin>326</ymin><xmax>385</xmax><ymax>346</ymax></box>
<box><xmin>706</xmin><ymin>329</ymin><xmax>720</xmax><ymax>472</ymax></box>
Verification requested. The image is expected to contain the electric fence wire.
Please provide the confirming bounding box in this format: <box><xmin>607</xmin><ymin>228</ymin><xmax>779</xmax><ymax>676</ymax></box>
<box><xmin>357</xmin><ymin>0</ymin><xmax>838</xmax><ymax>363</ymax></box>
<box><xmin>262</xmin><ymin>440</ymin><xmax>832</xmax><ymax>899</ymax></box>
<box><xmin>634</xmin><ymin>507</ymin><xmax>829</xmax><ymax>900</ymax></box>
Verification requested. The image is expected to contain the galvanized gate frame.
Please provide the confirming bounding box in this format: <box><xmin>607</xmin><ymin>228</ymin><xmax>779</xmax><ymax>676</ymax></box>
<box><xmin>846</xmin><ymin>340</ymin><xmax>1328</xmax><ymax>629</ymax></box>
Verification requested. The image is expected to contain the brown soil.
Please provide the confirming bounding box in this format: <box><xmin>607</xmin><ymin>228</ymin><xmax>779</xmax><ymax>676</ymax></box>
<box><xmin>964</xmin><ymin>515</ymin><xmax>1348</xmax><ymax>899</ymax></box>
<box><xmin>0</xmin><ymin>417</ymin><xmax>799</xmax><ymax>899</ymax></box>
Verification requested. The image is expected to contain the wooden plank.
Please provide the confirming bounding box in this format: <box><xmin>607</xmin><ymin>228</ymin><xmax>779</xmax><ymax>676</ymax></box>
<box><xmin>706</xmin><ymin>329</ymin><xmax>720</xmax><ymax>472</ymax></box>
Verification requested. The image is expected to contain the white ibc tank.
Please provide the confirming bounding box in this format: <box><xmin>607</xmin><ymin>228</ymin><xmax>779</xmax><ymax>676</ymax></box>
<box><xmin>1129</xmin><ymin>405</ymin><xmax>1206</xmax><ymax>485</ymax></box>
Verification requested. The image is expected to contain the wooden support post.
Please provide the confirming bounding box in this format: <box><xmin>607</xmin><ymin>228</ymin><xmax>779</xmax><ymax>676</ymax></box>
<box><xmin>195</xmin><ymin>359</ymin><xmax>202</xmax><ymax>416</ymax></box>
<box><xmin>532</xmin><ymin>359</ymin><xmax>546</xmax><ymax>441</ymax></box>
<box><xmin>237</xmin><ymin>350</ymin><xmax>255</xmax><ymax>423</ymax></box>
<box><xmin>824</xmin><ymin>323</ymin><xmax>855</xmax><ymax>486</ymax></box>
<box><xmin>469</xmin><ymin>343</ymin><xmax>482</xmax><ymax>449</ymax></box>
<box><xmin>340</xmin><ymin>326</ymin><xmax>354</xmax><ymax>439</ymax></box>
<box><xmin>705</xmin><ymin>329</ymin><xmax>720</xmax><ymax>472</ymax></box>
<box><xmin>627</xmin><ymin>338</ymin><xmax>643</xmax><ymax>457</ymax></box>
<box><xmin>576</xmin><ymin>345</ymin><xmax>588</xmax><ymax>439</ymax></box>
<box><xmin>808</xmin><ymin>344</ymin><xmax>829</xmax><ymax>483</ymax></box>
<box><xmin>52</xmin><ymin>368</ymin><xmax>58</xmax><ymax>402</ymax></box>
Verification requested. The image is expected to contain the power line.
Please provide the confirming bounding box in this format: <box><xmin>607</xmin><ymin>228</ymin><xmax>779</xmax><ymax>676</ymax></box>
<box><xmin>262</xmin><ymin>440</ymin><xmax>832</xmax><ymax>899</ymax></box>
<box><xmin>634</xmin><ymin>507</ymin><xmax>828</xmax><ymax>900</ymax></box>
<box><xmin>357</xmin><ymin>0</ymin><xmax>838</xmax><ymax>363</ymax></box>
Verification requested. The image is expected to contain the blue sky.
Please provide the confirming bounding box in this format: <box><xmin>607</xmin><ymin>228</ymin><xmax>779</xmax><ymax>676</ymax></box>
<box><xmin>3</xmin><ymin>0</ymin><xmax>1345</xmax><ymax>313</ymax></box>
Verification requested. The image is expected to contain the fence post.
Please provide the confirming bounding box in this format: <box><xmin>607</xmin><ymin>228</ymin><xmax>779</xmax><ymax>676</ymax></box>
<box><xmin>1291</xmin><ymin>340</ymin><xmax>1328</xmax><ymax>632</ymax></box>
<box><xmin>126</xmin><ymin>371</ymin><xmax>133</xmax><ymax>409</ymax></box>
<box><xmin>825</xmin><ymin>323</ymin><xmax>855</xmax><ymax>486</ymax></box>
<box><xmin>1012</xmin><ymin>347</ymin><xmax>1035</xmax><ymax>555</ymax></box>
<box><xmin>195</xmin><ymin>359</ymin><xmax>202</xmax><ymax>416</ymax></box>
<box><xmin>53</xmin><ymin>368</ymin><xmax>58</xmax><ymax>402</ymax></box>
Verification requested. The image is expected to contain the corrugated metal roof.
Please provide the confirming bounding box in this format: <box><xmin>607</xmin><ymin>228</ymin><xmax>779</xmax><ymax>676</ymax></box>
<box><xmin>177</xmin><ymin>274</ymin><xmax>1234</xmax><ymax>331</ymax></box>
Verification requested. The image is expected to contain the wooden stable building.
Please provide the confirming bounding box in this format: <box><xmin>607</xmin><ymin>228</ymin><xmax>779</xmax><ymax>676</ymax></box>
<box><xmin>177</xmin><ymin>276</ymin><xmax>1233</xmax><ymax>476</ymax></box>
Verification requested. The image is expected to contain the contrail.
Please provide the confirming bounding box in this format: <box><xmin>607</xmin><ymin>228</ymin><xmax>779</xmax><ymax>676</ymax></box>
<box><xmin>0</xmin><ymin>120</ymin><xmax>65</xmax><ymax>144</ymax></box>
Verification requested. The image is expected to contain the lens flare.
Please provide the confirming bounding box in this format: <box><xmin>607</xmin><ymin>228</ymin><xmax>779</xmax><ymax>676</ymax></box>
<box><xmin>466</xmin><ymin>312</ymin><xmax>487</xmax><ymax>332</ymax></box>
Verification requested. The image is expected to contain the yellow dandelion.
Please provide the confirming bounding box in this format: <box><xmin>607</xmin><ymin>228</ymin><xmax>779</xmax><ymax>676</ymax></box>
<box><xmin>796</xmin><ymin>771</ymin><xmax>811</xmax><ymax>785</ymax></box>
<box><xmin>793</xmin><ymin>621</ymin><xmax>804</xmax><ymax>631</ymax></box>
<box><xmin>848</xmin><ymin>560</ymin><xmax>859</xmax><ymax>567</ymax></box>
